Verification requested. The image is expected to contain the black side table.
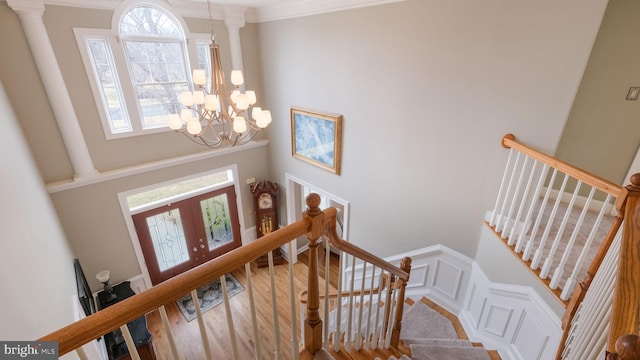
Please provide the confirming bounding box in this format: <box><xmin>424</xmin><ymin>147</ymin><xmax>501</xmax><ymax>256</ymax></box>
<box><xmin>97</xmin><ymin>281</ymin><xmax>156</xmax><ymax>360</ymax></box>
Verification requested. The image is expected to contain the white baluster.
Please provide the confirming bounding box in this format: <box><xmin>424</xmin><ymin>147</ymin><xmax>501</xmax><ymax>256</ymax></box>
<box><xmin>192</xmin><ymin>289</ymin><xmax>213</xmax><ymax>359</ymax></box>
<box><xmin>221</xmin><ymin>275</ymin><xmax>239</xmax><ymax>360</ymax></box>
<box><xmin>289</xmin><ymin>241</ymin><xmax>299</xmax><ymax>359</ymax></box>
<box><xmin>531</xmin><ymin>173</ymin><xmax>568</xmax><ymax>270</ymax></box>
<box><xmin>120</xmin><ymin>324</ymin><xmax>141</xmax><ymax>360</ymax></box>
<box><xmin>550</xmin><ymin>186</ymin><xmax>595</xmax><ymax>289</ymax></box>
<box><xmin>490</xmin><ymin>148</ymin><xmax>515</xmax><ymax>227</ymax></box>
<box><xmin>523</xmin><ymin>168</ymin><xmax>557</xmax><ymax>261</ymax></box>
<box><xmin>323</xmin><ymin>240</ymin><xmax>331</xmax><ymax>349</ymax></box>
<box><xmin>503</xmin><ymin>155</ymin><xmax>529</xmax><ymax>241</ymax></box>
<box><xmin>74</xmin><ymin>346</ymin><xmax>88</xmax><ymax>360</ymax></box>
<box><xmin>268</xmin><ymin>251</ymin><xmax>282</xmax><ymax>358</ymax></box>
<box><xmin>364</xmin><ymin>265</ymin><xmax>377</xmax><ymax>350</ymax></box>
<box><xmin>497</xmin><ymin>152</ymin><xmax>523</xmax><ymax>235</ymax></box>
<box><xmin>333</xmin><ymin>250</ymin><xmax>344</xmax><ymax>352</ymax></box>
<box><xmin>540</xmin><ymin>180</ymin><xmax>582</xmax><ymax>279</ymax></box>
<box><xmin>355</xmin><ymin>262</ymin><xmax>368</xmax><ymax>350</ymax></box>
<box><xmin>561</xmin><ymin>195</ymin><xmax>612</xmax><ymax>300</ymax></box>
<box><xmin>384</xmin><ymin>283</ymin><xmax>400</xmax><ymax>349</ymax></box>
<box><xmin>159</xmin><ymin>305</ymin><xmax>180</xmax><ymax>360</ymax></box>
<box><xmin>378</xmin><ymin>273</ymin><xmax>393</xmax><ymax>348</ymax></box>
<box><xmin>345</xmin><ymin>255</ymin><xmax>357</xmax><ymax>351</ymax></box>
<box><xmin>507</xmin><ymin>158</ymin><xmax>535</xmax><ymax>244</ymax></box>
<box><xmin>244</xmin><ymin>262</ymin><xmax>262</xmax><ymax>359</ymax></box>
<box><xmin>515</xmin><ymin>163</ymin><xmax>549</xmax><ymax>253</ymax></box>
<box><xmin>372</xmin><ymin>271</ymin><xmax>386</xmax><ymax>350</ymax></box>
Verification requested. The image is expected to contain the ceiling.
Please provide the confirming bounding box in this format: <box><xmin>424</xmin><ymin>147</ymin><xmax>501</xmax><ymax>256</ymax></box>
<box><xmin>32</xmin><ymin>0</ymin><xmax>406</xmax><ymax>22</ymax></box>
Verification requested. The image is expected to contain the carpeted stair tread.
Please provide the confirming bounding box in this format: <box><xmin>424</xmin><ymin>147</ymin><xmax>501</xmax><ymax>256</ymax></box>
<box><xmin>375</xmin><ymin>356</ymin><xmax>412</xmax><ymax>360</ymax></box>
<box><xmin>400</xmin><ymin>301</ymin><xmax>458</xmax><ymax>340</ymax></box>
<box><xmin>402</xmin><ymin>337</ymin><xmax>472</xmax><ymax>347</ymax></box>
<box><xmin>410</xmin><ymin>344</ymin><xmax>491</xmax><ymax>360</ymax></box>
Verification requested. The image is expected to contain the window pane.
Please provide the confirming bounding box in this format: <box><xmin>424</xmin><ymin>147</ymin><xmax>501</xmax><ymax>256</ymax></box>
<box><xmin>127</xmin><ymin>170</ymin><xmax>233</xmax><ymax>210</ymax></box>
<box><xmin>124</xmin><ymin>40</ymin><xmax>189</xmax><ymax>128</ymax></box>
<box><xmin>145</xmin><ymin>209</ymin><xmax>190</xmax><ymax>272</ymax></box>
<box><xmin>87</xmin><ymin>39</ymin><xmax>131</xmax><ymax>133</ymax></box>
<box><xmin>196</xmin><ymin>41</ymin><xmax>212</xmax><ymax>91</ymax></box>
<box><xmin>200</xmin><ymin>194</ymin><xmax>234</xmax><ymax>250</ymax></box>
<box><xmin>120</xmin><ymin>6</ymin><xmax>181</xmax><ymax>38</ymax></box>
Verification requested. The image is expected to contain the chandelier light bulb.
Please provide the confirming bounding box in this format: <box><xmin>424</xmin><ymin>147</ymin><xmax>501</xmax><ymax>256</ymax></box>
<box><xmin>261</xmin><ymin>110</ymin><xmax>272</xmax><ymax>125</ymax></box>
<box><xmin>192</xmin><ymin>69</ymin><xmax>207</xmax><ymax>86</ymax></box>
<box><xmin>180</xmin><ymin>109</ymin><xmax>192</xmax><ymax>122</ymax></box>
<box><xmin>230</xmin><ymin>90</ymin><xmax>240</xmax><ymax>103</ymax></box>
<box><xmin>233</xmin><ymin>116</ymin><xmax>247</xmax><ymax>133</ymax></box>
<box><xmin>181</xmin><ymin>91</ymin><xmax>194</xmax><ymax>107</ymax></box>
<box><xmin>193</xmin><ymin>91</ymin><xmax>205</xmax><ymax>105</ymax></box>
<box><xmin>187</xmin><ymin>118</ymin><xmax>202</xmax><ymax>135</ymax></box>
<box><xmin>168</xmin><ymin>114</ymin><xmax>182</xmax><ymax>130</ymax></box>
<box><xmin>246</xmin><ymin>91</ymin><xmax>256</xmax><ymax>105</ymax></box>
<box><xmin>251</xmin><ymin>107</ymin><xmax>262</xmax><ymax>120</ymax></box>
<box><xmin>230</xmin><ymin>70</ymin><xmax>244</xmax><ymax>86</ymax></box>
<box><xmin>236</xmin><ymin>93</ymin><xmax>249</xmax><ymax>110</ymax></box>
<box><xmin>204</xmin><ymin>95</ymin><xmax>219</xmax><ymax>111</ymax></box>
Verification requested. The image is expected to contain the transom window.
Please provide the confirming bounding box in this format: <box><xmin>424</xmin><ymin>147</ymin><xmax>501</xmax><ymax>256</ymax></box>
<box><xmin>74</xmin><ymin>3</ymin><xmax>211</xmax><ymax>139</ymax></box>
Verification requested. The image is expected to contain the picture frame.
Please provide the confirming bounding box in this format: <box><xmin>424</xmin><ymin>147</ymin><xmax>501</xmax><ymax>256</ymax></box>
<box><xmin>290</xmin><ymin>107</ymin><xmax>343</xmax><ymax>175</ymax></box>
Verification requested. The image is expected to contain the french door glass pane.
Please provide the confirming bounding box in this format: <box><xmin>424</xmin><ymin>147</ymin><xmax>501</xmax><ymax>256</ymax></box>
<box><xmin>145</xmin><ymin>208</ymin><xmax>190</xmax><ymax>272</ymax></box>
<box><xmin>200</xmin><ymin>194</ymin><xmax>233</xmax><ymax>250</ymax></box>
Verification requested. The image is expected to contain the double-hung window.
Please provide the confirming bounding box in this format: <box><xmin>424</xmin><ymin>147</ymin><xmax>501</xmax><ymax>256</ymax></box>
<box><xmin>75</xmin><ymin>3</ymin><xmax>210</xmax><ymax>139</ymax></box>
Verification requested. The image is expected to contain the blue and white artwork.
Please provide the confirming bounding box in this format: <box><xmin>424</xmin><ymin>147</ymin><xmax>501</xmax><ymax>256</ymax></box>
<box><xmin>294</xmin><ymin>112</ymin><xmax>336</xmax><ymax>168</ymax></box>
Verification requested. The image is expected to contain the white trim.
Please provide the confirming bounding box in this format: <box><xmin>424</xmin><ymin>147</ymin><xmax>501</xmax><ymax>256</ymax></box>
<box><xmin>38</xmin><ymin>0</ymin><xmax>408</xmax><ymax>23</ymax></box>
<box><xmin>46</xmin><ymin>139</ymin><xmax>268</xmax><ymax>193</ymax></box>
<box><xmin>116</xmin><ymin>163</ymin><xmax>247</xmax><ymax>290</ymax></box>
<box><xmin>284</xmin><ymin>173</ymin><xmax>351</xmax><ymax>265</ymax></box>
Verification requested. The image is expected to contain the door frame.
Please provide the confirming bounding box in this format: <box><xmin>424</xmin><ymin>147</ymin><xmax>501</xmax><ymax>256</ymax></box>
<box><xmin>118</xmin><ymin>164</ymin><xmax>247</xmax><ymax>290</ymax></box>
<box><xmin>284</xmin><ymin>173</ymin><xmax>350</xmax><ymax>264</ymax></box>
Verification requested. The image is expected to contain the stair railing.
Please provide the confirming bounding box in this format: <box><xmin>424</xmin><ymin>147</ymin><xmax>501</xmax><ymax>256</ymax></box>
<box><xmin>38</xmin><ymin>193</ymin><xmax>410</xmax><ymax>359</ymax></box>
<box><xmin>486</xmin><ymin>134</ymin><xmax>636</xmax><ymax>359</ymax></box>
<box><xmin>300</xmin><ymin>193</ymin><xmax>412</xmax><ymax>356</ymax></box>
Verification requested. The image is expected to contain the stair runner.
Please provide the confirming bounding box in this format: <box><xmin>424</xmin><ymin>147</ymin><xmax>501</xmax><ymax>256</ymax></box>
<box><xmin>398</xmin><ymin>299</ymin><xmax>491</xmax><ymax>360</ymax></box>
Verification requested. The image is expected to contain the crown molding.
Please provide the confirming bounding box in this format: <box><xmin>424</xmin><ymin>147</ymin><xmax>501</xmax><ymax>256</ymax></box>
<box><xmin>253</xmin><ymin>0</ymin><xmax>407</xmax><ymax>22</ymax></box>
<box><xmin>7</xmin><ymin>0</ymin><xmax>406</xmax><ymax>23</ymax></box>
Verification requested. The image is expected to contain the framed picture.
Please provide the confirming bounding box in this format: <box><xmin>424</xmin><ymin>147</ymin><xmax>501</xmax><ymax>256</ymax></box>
<box><xmin>291</xmin><ymin>107</ymin><xmax>343</xmax><ymax>175</ymax></box>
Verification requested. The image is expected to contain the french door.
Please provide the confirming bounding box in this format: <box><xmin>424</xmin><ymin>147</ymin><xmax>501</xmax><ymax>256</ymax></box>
<box><xmin>132</xmin><ymin>185</ymin><xmax>241</xmax><ymax>285</ymax></box>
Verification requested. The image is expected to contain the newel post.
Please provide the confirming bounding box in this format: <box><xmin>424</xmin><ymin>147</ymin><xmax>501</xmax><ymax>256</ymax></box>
<box><xmin>303</xmin><ymin>194</ymin><xmax>324</xmax><ymax>355</ymax></box>
<box><xmin>607</xmin><ymin>174</ymin><xmax>640</xmax><ymax>358</ymax></box>
<box><xmin>391</xmin><ymin>257</ymin><xmax>412</xmax><ymax>347</ymax></box>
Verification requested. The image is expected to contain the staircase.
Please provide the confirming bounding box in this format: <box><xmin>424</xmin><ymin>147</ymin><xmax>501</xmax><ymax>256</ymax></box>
<box><xmin>398</xmin><ymin>297</ymin><xmax>498</xmax><ymax>360</ymax></box>
<box><xmin>321</xmin><ymin>296</ymin><xmax>498</xmax><ymax>360</ymax></box>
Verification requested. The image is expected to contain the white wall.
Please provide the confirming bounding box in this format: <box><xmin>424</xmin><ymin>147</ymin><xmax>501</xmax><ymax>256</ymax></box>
<box><xmin>0</xmin><ymin>81</ymin><xmax>78</xmax><ymax>340</ymax></box>
<box><xmin>257</xmin><ymin>0</ymin><xmax>608</xmax><ymax>259</ymax></box>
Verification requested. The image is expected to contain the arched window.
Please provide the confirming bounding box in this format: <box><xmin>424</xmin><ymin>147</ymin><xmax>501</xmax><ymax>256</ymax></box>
<box><xmin>75</xmin><ymin>2</ymin><xmax>211</xmax><ymax>139</ymax></box>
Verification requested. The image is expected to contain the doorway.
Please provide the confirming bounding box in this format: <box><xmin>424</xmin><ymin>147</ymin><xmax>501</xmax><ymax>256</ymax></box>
<box><xmin>132</xmin><ymin>185</ymin><xmax>241</xmax><ymax>285</ymax></box>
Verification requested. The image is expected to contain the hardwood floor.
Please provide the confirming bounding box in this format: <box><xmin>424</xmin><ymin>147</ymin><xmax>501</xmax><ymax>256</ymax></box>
<box><xmin>144</xmin><ymin>249</ymin><xmax>499</xmax><ymax>359</ymax></box>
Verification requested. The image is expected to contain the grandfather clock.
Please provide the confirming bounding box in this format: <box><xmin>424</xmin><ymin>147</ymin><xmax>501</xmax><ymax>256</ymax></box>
<box><xmin>251</xmin><ymin>180</ymin><xmax>286</xmax><ymax>267</ymax></box>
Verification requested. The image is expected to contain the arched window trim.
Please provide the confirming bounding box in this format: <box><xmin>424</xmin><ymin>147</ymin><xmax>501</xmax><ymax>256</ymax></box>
<box><xmin>74</xmin><ymin>0</ymin><xmax>211</xmax><ymax>140</ymax></box>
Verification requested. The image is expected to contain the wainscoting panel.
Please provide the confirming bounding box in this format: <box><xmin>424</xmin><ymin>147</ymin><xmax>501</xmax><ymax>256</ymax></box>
<box><xmin>458</xmin><ymin>262</ymin><xmax>561</xmax><ymax>360</ymax></box>
<box><xmin>383</xmin><ymin>244</ymin><xmax>473</xmax><ymax>314</ymax></box>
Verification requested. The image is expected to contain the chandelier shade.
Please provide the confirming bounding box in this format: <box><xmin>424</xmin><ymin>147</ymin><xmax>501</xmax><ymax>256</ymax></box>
<box><xmin>168</xmin><ymin>2</ymin><xmax>271</xmax><ymax>148</ymax></box>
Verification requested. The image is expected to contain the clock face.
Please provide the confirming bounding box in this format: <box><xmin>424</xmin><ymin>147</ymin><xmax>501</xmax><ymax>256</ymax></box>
<box><xmin>258</xmin><ymin>193</ymin><xmax>273</xmax><ymax>209</ymax></box>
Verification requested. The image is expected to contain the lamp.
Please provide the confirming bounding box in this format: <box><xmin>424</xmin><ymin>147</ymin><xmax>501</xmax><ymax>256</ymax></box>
<box><xmin>168</xmin><ymin>0</ymin><xmax>271</xmax><ymax>148</ymax></box>
<box><xmin>96</xmin><ymin>270</ymin><xmax>117</xmax><ymax>302</ymax></box>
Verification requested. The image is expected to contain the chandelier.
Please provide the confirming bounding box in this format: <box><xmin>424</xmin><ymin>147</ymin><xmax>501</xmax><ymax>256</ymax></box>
<box><xmin>168</xmin><ymin>1</ymin><xmax>271</xmax><ymax>148</ymax></box>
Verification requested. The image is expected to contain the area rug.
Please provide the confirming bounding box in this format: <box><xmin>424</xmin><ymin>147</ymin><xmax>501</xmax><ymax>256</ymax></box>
<box><xmin>176</xmin><ymin>274</ymin><xmax>244</xmax><ymax>321</ymax></box>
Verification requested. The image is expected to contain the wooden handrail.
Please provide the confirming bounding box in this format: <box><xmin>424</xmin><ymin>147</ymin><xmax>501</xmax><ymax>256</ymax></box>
<box><xmin>39</xmin><ymin>218</ymin><xmax>311</xmax><ymax>355</ymax></box>
<box><xmin>502</xmin><ymin>134</ymin><xmax>624</xmax><ymax>198</ymax></box>
<box><xmin>42</xmin><ymin>193</ymin><xmax>412</xmax><ymax>358</ymax></box>
<box><xmin>322</xmin><ymin>206</ymin><xmax>410</xmax><ymax>282</ymax></box>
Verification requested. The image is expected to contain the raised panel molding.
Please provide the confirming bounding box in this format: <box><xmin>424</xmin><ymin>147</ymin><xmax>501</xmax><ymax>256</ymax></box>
<box><xmin>484</xmin><ymin>305</ymin><xmax>513</xmax><ymax>337</ymax></box>
<box><xmin>432</xmin><ymin>258</ymin><xmax>463</xmax><ymax>300</ymax></box>
<box><xmin>511</xmin><ymin>310</ymin><xmax>551</xmax><ymax>360</ymax></box>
